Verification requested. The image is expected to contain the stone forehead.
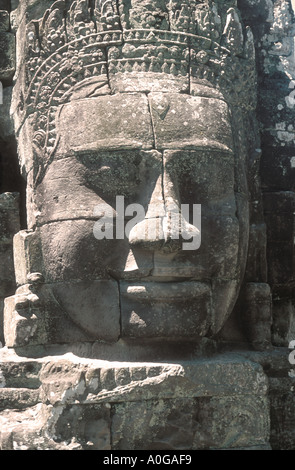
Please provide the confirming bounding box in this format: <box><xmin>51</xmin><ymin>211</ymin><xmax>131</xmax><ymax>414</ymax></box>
<box><xmin>15</xmin><ymin>0</ymin><xmax>256</xmax><ymax>185</ymax></box>
<box><xmin>55</xmin><ymin>92</ymin><xmax>234</xmax><ymax>155</ymax></box>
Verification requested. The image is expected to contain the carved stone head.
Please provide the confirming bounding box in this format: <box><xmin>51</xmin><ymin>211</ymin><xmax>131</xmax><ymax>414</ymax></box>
<box><xmin>5</xmin><ymin>0</ymin><xmax>262</xmax><ymax>351</ymax></box>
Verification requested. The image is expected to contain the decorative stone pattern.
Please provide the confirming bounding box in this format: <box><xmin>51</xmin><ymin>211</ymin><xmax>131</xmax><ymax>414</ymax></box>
<box><xmin>0</xmin><ymin>350</ymin><xmax>270</xmax><ymax>450</ymax></box>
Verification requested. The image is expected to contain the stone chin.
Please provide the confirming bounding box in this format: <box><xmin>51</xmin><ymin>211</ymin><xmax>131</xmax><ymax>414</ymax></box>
<box><xmin>118</xmin><ymin>279</ymin><xmax>240</xmax><ymax>339</ymax></box>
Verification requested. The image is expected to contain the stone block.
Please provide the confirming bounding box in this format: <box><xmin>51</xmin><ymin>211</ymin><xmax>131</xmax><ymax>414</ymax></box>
<box><xmin>51</xmin><ymin>280</ymin><xmax>121</xmax><ymax>342</ymax></box>
<box><xmin>272</xmin><ymin>296</ymin><xmax>295</xmax><ymax>346</ymax></box>
<box><xmin>0</xmin><ymin>350</ymin><xmax>270</xmax><ymax>450</ymax></box>
<box><xmin>260</xmin><ymin>147</ymin><xmax>295</xmax><ymax>191</ymax></box>
<box><xmin>241</xmin><ymin>282</ymin><xmax>272</xmax><ymax>349</ymax></box>
<box><xmin>269</xmin><ymin>377</ymin><xmax>295</xmax><ymax>450</ymax></box>
<box><xmin>4</xmin><ymin>292</ymin><xmax>48</xmax><ymax>348</ymax></box>
<box><xmin>263</xmin><ymin>191</ymin><xmax>295</xmax><ymax>241</ymax></box>
<box><xmin>13</xmin><ymin>230</ymin><xmax>42</xmax><ymax>287</ymax></box>
<box><xmin>266</xmin><ymin>241</ymin><xmax>295</xmax><ymax>286</ymax></box>
<box><xmin>110</xmin><ymin>70</ymin><xmax>189</xmax><ymax>95</ymax></box>
<box><xmin>0</xmin><ymin>192</ymin><xmax>20</xmax><ymax>244</ymax></box>
<box><xmin>244</xmin><ymin>223</ymin><xmax>268</xmax><ymax>282</ymax></box>
<box><xmin>4</xmin><ymin>279</ymin><xmax>121</xmax><ymax>347</ymax></box>
<box><xmin>0</xmin><ymin>2</ymin><xmax>10</xmax><ymax>11</ymax></box>
<box><xmin>263</xmin><ymin>191</ymin><xmax>295</xmax><ymax>214</ymax></box>
<box><xmin>0</xmin><ymin>85</ymin><xmax>14</xmax><ymax>140</ymax></box>
<box><xmin>0</xmin><ymin>244</ymin><xmax>15</xmax><ymax>296</ymax></box>
<box><xmin>0</xmin><ymin>32</ymin><xmax>15</xmax><ymax>81</ymax></box>
<box><xmin>56</xmin><ymin>93</ymin><xmax>154</xmax><ymax>157</ymax></box>
<box><xmin>0</xmin><ymin>10</ymin><xmax>9</xmax><ymax>32</ymax></box>
<box><xmin>0</xmin><ymin>388</ymin><xmax>40</xmax><ymax>411</ymax></box>
<box><xmin>111</xmin><ymin>395</ymin><xmax>269</xmax><ymax>450</ymax></box>
<box><xmin>149</xmin><ymin>93</ymin><xmax>233</xmax><ymax>151</ymax></box>
<box><xmin>0</xmin><ymin>298</ymin><xmax>3</xmax><ymax>345</ymax></box>
<box><xmin>0</xmin><ymin>358</ymin><xmax>41</xmax><ymax>388</ymax></box>
<box><xmin>263</xmin><ymin>191</ymin><xmax>295</xmax><ymax>286</ymax></box>
<box><xmin>38</xmin><ymin>356</ymin><xmax>268</xmax><ymax>405</ymax></box>
<box><xmin>46</xmin><ymin>404</ymin><xmax>111</xmax><ymax>450</ymax></box>
<box><xmin>264</xmin><ymin>212</ymin><xmax>294</xmax><ymax>241</ymax></box>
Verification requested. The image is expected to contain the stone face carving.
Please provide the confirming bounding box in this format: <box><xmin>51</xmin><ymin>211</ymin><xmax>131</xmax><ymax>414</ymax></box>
<box><xmin>5</xmin><ymin>0</ymin><xmax>267</xmax><ymax>349</ymax></box>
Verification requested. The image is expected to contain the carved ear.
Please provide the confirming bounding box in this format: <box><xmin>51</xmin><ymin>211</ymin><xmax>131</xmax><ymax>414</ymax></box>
<box><xmin>222</xmin><ymin>7</ymin><xmax>244</xmax><ymax>55</ymax></box>
<box><xmin>32</xmin><ymin>132</ymin><xmax>60</xmax><ymax>187</ymax></box>
<box><xmin>244</xmin><ymin>26</ymin><xmax>255</xmax><ymax>61</ymax></box>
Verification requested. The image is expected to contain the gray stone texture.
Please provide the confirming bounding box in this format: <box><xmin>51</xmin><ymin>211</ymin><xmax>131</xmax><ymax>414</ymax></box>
<box><xmin>0</xmin><ymin>0</ymin><xmax>294</xmax><ymax>452</ymax></box>
<box><xmin>240</xmin><ymin>0</ymin><xmax>295</xmax><ymax>347</ymax></box>
<box><xmin>5</xmin><ymin>0</ymin><xmax>260</xmax><ymax>348</ymax></box>
<box><xmin>0</xmin><ymin>32</ymin><xmax>15</xmax><ymax>81</ymax></box>
<box><xmin>0</xmin><ymin>193</ymin><xmax>20</xmax><ymax>345</ymax></box>
<box><xmin>0</xmin><ymin>86</ymin><xmax>14</xmax><ymax>140</ymax></box>
<box><xmin>0</xmin><ymin>10</ymin><xmax>9</xmax><ymax>32</ymax></box>
<box><xmin>0</xmin><ymin>350</ymin><xmax>270</xmax><ymax>450</ymax></box>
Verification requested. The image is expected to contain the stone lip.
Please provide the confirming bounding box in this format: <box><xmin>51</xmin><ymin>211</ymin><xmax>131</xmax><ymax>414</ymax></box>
<box><xmin>121</xmin><ymin>281</ymin><xmax>210</xmax><ymax>301</ymax></box>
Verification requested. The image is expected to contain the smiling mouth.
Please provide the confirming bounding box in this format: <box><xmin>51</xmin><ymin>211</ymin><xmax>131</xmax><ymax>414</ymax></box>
<box><xmin>119</xmin><ymin>280</ymin><xmax>211</xmax><ymax>302</ymax></box>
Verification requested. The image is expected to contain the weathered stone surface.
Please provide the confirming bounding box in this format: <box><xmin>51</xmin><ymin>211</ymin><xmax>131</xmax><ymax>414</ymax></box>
<box><xmin>0</xmin><ymin>86</ymin><xmax>14</xmax><ymax>140</ymax></box>
<box><xmin>269</xmin><ymin>377</ymin><xmax>295</xmax><ymax>449</ymax></box>
<box><xmin>120</xmin><ymin>280</ymin><xmax>211</xmax><ymax>338</ymax></box>
<box><xmin>1</xmin><ymin>0</ymin><xmax>295</xmax><ymax>452</ymax></box>
<box><xmin>13</xmin><ymin>230</ymin><xmax>43</xmax><ymax>287</ymax></box>
<box><xmin>149</xmin><ymin>93</ymin><xmax>233</xmax><ymax>151</ymax></box>
<box><xmin>0</xmin><ymin>388</ymin><xmax>40</xmax><ymax>411</ymax></box>
<box><xmin>240</xmin><ymin>283</ymin><xmax>273</xmax><ymax>350</ymax></box>
<box><xmin>4</xmin><ymin>279</ymin><xmax>116</xmax><ymax>347</ymax></box>
<box><xmin>0</xmin><ymin>192</ymin><xmax>20</xmax><ymax>345</ymax></box>
<box><xmin>261</xmin><ymin>148</ymin><xmax>295</xmax><ymax>191</ymax></box>
<box><xmin>263</xmin><ymin>191</ymin><xmax>295</xmax><ymax>288</ymax></box>
<box><xmin>240</xmin><ymin>0</ymin><xmax>295</xmax><ymax>353</ymax></box>
<box><xmin>0</xmin><ymin>192</ymin><xmax>19</xmax><ymax>243</ymax></box>
<box><xmin>0</xmin><ymin>245</ymin><xmax>15</xmax><ymax>296</ymax></box>
<box><xmin>51</xmin><ymin>280</ymin><xmax>121</xmax><ymax>341</ymax></box>
<box><xmin>272</xmin><ymin>295</ymin><xmax>295</xmax><ymax>346</ymax></box>
<box><xmin>0</xmin><ymin>359</ymin><xmax>41</xmax><ymax>389</ymax></box>
<box><xmin>0</xmin><ymin>1</ymin><xmax>10</xmax><ymax>12</ymax></box>
<box><xmin>0</xmin><ymin>32</ymin><xmax>15</xmax><ymax>81</ymax></box>
<box><xmin>3</xmin><ymin>0</ymin><xmax>262</xmax><ymax>348</ymax></box>
<box><xmin>0</xmin><ymin>350</ymin><xmax>271</xmax><ymax>450</ymax></box>
<box><xmin>0</xmin><ymin>10</ymin><xmax>9</xmax><ymax>32</ymax></box>
<box><xmin>56</xmin><ymin>94</ymin><xmax>154</xmax><ymax>155</ymax></box>
<box><xmin>112</xmin><ymin>395</ymin><xmax>269</xmax><ymax>450</ymax></box>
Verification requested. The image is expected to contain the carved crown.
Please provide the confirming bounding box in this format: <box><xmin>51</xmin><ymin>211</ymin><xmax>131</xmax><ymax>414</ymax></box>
<box><xmin>22</xmin><ymin>0</ymin><xmax>257</xmax><ymax>157</ymax></box>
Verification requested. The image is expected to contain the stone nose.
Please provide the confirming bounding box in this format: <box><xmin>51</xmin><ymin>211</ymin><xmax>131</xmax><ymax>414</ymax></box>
<box><xmin>128</xmin><ymin>176</ymin><xmax>200</xmax><ymax>253</ymax></box>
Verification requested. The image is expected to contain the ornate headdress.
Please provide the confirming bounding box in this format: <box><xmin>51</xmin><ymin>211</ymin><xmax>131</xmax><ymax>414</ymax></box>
<box><xmin>19</xmin><ymin>0</ymin><xmax>256</xmax><ymax>159</ymax></box>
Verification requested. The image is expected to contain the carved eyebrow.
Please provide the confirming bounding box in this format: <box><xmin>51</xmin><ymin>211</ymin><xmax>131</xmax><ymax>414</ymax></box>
<box><xmin>161</xmin><ymin>142</ymin><xmax>234</xmax><ymax>154</ymax></box>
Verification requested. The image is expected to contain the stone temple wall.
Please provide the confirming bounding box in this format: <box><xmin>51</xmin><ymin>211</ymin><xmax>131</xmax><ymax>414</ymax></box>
<box><xmin>0</xmin><ymin>0</ymin><xmax>20</xmax><ymax>347</ymax></box>
<box><xmin>0</xmin><ymin>0</ymin><xmax>294</xmax><ymax>451</ymax></box>
<box><xmin>239</xmin><ymin>0</ymin><xmax>295</xmax><ymax>348</ymax></box>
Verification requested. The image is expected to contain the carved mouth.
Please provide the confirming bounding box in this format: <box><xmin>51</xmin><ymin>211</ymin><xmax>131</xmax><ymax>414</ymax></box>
<box><xmin>119</xmin><ymin>281</ymin><xmax>210</xmax><ymax>302</ymax></box>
